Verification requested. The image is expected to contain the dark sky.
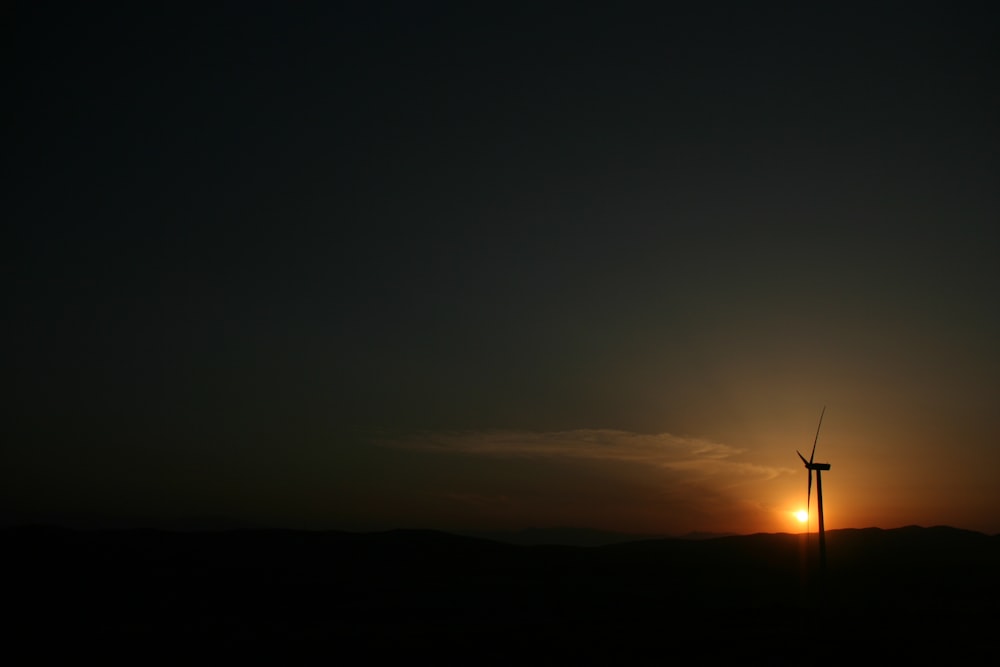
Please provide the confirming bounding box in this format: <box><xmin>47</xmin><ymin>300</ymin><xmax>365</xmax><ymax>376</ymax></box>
<box><xmin>6</xmin><ymin>2</ymin><xmax>999</xmax><ymax>534</ymax></box>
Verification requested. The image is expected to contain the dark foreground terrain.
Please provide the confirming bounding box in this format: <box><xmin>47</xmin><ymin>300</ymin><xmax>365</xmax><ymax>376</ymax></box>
<box><xmin>6</xmin><ymin>525</ymin><xmax>998</xmax><ymax>662</ymax></box>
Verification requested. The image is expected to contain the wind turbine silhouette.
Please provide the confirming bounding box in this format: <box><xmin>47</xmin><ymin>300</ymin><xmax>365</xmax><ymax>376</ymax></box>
<box><xmin>797</xmin><ymin>406</ymin><xmax>831</xmax><ymax>572</ymax></box>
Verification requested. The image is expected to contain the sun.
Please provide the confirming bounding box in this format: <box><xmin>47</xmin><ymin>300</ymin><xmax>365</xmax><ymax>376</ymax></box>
<box><xmin>795</xmin><ymin>510</ymin><xmax>808</xmax><ymax>523</ymax></box>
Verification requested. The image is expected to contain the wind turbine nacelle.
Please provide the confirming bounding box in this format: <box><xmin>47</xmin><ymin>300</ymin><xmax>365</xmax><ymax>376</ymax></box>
<box><xmin>807</xmin><ymin>462</ymin><xmax>831</xmax><ymax>471</ymax></box>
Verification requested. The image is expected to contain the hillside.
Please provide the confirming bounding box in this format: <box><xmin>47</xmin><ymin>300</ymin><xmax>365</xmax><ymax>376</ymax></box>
<box><xmin>5</xmin><ymin>525</ymin><xmax>997</xmax><ymax>661</ymax></box>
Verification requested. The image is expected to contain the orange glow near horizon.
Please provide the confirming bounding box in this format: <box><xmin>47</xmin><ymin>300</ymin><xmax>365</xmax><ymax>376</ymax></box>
<box><xmin>795</xmin><ymin>510</ymin><xmax>808</xmax><ymax>524</ymax></box>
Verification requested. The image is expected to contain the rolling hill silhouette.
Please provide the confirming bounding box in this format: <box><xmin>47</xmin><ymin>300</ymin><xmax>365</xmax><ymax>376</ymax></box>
<box><xmin>6</xmin><ymin>525</ymin><xmax>997</xmax><ymax>661</ymax></box>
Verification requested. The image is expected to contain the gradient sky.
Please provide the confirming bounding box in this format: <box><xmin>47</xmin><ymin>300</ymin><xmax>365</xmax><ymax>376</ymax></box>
<box><xmin>6</xmin><ymin>2</ymin><xmax>999</xmax><ymax>535</ymax></box>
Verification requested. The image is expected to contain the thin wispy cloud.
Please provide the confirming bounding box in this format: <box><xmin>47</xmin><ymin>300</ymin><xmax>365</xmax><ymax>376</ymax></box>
<box><xmin>379</xmin><ymin>429</ymin><xmax>791</xmax><ymax>485</ymax></box>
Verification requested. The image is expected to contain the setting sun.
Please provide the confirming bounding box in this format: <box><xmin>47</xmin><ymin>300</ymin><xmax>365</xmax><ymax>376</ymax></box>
<box><xmin>795</xmin><ymin>510</ymin><xmax>808</xmax><ymax>523</ymax></box>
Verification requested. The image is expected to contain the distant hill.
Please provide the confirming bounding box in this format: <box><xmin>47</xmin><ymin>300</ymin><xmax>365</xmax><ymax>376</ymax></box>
<box><xmin>458</xmin><ymin>525</ymin><xmax>668</xmax><ymax>546</ymax></box>
<box><xmin>459</xmin><ymin>526</ymin><xmax>739</xmax><ymax>546</ymax></box>
<box><xmin>5</xmin><ymin>525</ymin><xmax>997</xmax><ymax>660</ymax></box>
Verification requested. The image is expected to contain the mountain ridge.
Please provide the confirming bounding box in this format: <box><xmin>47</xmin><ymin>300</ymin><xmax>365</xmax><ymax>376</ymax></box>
<box><xmin>5</xmin><ymin>523</ymin><xmax>997</xmax><ymax>659</ymax></box>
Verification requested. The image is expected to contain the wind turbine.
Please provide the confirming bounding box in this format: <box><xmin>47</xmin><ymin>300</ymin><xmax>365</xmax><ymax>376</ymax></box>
<box><xmin>797</xmin><ymin>406</ymin><xmax>831</xmax><ymax>572</ymax></box>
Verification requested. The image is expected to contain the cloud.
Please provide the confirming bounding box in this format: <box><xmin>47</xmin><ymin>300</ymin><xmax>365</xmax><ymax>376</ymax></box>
<box><xmin>378</xmin><ymin>429</ymin><xmax>790</xmax><ymax>485</ymax></box>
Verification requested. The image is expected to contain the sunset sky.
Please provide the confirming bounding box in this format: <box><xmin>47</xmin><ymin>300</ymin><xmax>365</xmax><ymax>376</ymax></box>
<box><xmin>6</xmin><ymin>2</ymin><xmax>999</xmax><ymax>536</ymax></box>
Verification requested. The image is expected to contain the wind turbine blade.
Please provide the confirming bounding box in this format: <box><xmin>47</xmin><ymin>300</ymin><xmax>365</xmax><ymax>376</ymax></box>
<box><xmin>796</xmin><ymin>450</ymin><xmax>808</xmax><ymax>466</ymax></box>
<box><xmin>807</xmin><ymin>469</ymin><xmax>813</xmax><ymax>516</ymax></box>
<box><xmin>809</xmin><ymin>406</ymin><xmax>826</xmax><ymax>464</ymax></box>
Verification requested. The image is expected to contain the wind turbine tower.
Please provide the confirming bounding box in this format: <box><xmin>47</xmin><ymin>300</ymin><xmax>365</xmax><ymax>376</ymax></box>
<box><xmin>797</xmin><ymin>407</ymin><xmax>831</xmax><ymax>572</ymax></box>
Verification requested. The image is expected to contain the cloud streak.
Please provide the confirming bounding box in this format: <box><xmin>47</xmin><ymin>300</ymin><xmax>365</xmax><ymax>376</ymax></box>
<box><xmin>379</xmin><ymin>429</ymin><xmax>790</xmax><ymax>485</ymax></box>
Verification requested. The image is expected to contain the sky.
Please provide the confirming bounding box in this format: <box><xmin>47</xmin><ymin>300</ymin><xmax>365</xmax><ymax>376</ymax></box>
<box><xmin>6</xmin><ymin>2</ymin><xmax>999</xmax><ymax>536</ymax></box>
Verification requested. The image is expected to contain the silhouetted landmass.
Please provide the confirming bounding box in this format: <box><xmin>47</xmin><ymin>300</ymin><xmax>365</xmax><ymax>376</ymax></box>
<box><xmin>459</xmin><ymin>525</ymin><xmax>667</xmax><ymax>546</ymax></box>
<box><xmin>461</xmin><ymin>526</ymin><xmax>737</xmax><ymax>546</ymax></box>
<box><xmin>677</xmin><ymin>529</ymin><xmax>741</xmax><ymax>540</ymax></box>
<box><xmin>6</xmin><ymin>525</ymin><xmax>997</xmax><ymax>661</ymax></box>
